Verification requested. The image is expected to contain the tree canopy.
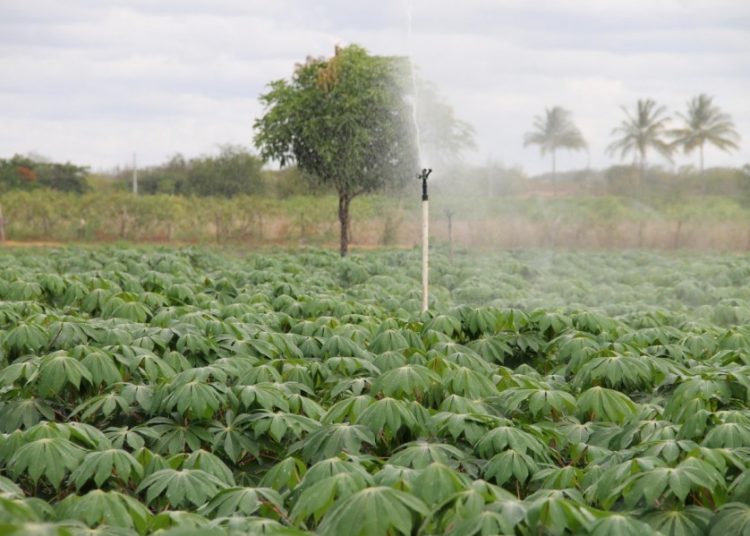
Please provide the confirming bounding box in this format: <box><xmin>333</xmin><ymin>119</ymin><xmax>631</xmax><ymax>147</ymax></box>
<box><xmin>254</xmin><ymin>44</ymin><xmax>420</xmax><ymax>256</ymax></box>
<box><xmin>523</xmin><ymin>107</ymin><xmax>587</xmax><ymax>183</ymax></box>
<box><xmin>136</xmin><ymin>146</ymin><xmax>265</xmax><ymax>198</ymax></box>
<box><xmin>671</xmin><ymin>94</ymin><xmax>740</xmax><ymax>175</ymax></box>
<box><xmin>412</xmin><ymin>79</ymin><xmax>476</xmax><ymax>168</ymax></box>
<box><xmin>607</xmin><ymin>99</ymin><xmax>673</xmax><ymax>187</ymax></box>
<box><xmin>0</xmin><ymin>155</ymin><xmax>89</xmax><ymax>194</ymax></box>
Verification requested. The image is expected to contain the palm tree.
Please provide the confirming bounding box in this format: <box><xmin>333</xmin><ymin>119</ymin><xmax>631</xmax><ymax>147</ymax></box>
<box><xmin>523</xmin><ymin>107</ymin><xmax>587</xmax><ymax>191</ymax></box>
<box><xmin>606</xmin><ymin>99</ymin><xmax>673</xmax><ymax>188</ymax></box>
<box><xmin>671</xmin><ymin>94</ymin><xmax>740</xmax><ymax>176</ymax></box>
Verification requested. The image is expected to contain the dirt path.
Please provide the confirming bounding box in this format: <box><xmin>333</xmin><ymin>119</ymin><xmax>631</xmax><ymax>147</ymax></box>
<box><xmin>1</xmin><ymin>240</ymin><xmax>66</xmax><ymax>248</ymax></box>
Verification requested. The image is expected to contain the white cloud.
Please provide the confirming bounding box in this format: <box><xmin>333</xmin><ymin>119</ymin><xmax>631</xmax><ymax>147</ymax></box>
<box><xmin>0</xmin><ymin>0</ymin><xmax>748</xmax><ymax>174</ymax></box>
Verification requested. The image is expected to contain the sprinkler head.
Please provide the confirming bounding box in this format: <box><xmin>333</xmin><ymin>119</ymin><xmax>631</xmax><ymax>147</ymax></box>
<box><xmin>417</xmin><ymin>168</ymin><xmax>432</xmax><ymax>201</ymax></box>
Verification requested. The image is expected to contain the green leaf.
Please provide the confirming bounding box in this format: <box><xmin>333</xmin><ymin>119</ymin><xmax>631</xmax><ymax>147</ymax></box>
<box><xmin>291</xmin><ymin>472</ymin><xmax>369</xmax><ymax>524</ymax></box>
<box><xmin>260</xmin><ymin>457</ymin><xmax>307</xmax><ymax>493</ymax></box>
<box><xmin>355</xmin><ymin>397</ymin><xmax>420</xmax><ymax>443</ymax></box>
<box><xmin>8</xmin><ymin>437</ymin><xmax>86</xmax><ymax>489</ymax></box>
<box><xmin>524</xmin><ymin>489</ymin><xmax>593</xmax><ymax>535</ymax></box>
<box><xmin>136</xmin><ymin>468</ymin><xmax>228</xmax><ymax>508</ymax></box>
<box><xmin>0</xmin><ymin>358</ymin><xmax>39</xmax><ymax>387</ymax></box>
<box><xmin>4</xmin><ymin>322</ymin><xmax>48</xmax><ymax>356</ymax></box>
<box><xmin>496</xmin><ymin>387</ymin><xmax>576</xmax><ymax>419</ymax></box>
<box><xmin>577</xmin><ymin>386</ymin><xmax>639</xmax><ymax>424</ymax></box>
<box><xmin>70</xmin><ymin>449</ymin><xmax>143</xmax><ymax>488</ymax></box>
<box><xmin>294</xmin><ymin>424</ymin><xmax>375</xmax><ymax>464</ymax></box>
<box><xmin>55</xmin><ymin>490</ymin><xmax>151</xmax><ymax>532</ymax></box>
<box><xmin>79</xmin><ymin>349</ymin><xmax>123</xmax><ymax>387</ymax></box>
<box><xmin>159</xmin><ymin>380</ymin><xmax>227</xmax><ymax>419</ymax></box>
<box><xmin>441</xmin><ymin>366</ymin><xmax>498</xmax><ymax>398</ymax></box>
<box><xmin>208</xmin><ymin>410</ymin><xmax>259</xmax><ymax>462</ymax></box>
<box><xmin>234</xmin><ymin>382</ymin><xmax>290</xmax><ymax>412</ymax></box>
<box><xmin>318</xmin><ymin>486</ymin><xmax>429</xmax><ymax>536</ymax></box>
<box><xmin>182</xmin><ymin>449</ymin><xmax>234</xmax><ymax>485</ymax></box>
<box><xmin>33</xmin><ymin>351</ymin><xmax>93</xmax><ymax>396</ymax></box>
<box><xmin>389</xmin><ymin>441</ymin><xmax>466</xmax><ymax>469</ymax></box>
<box><xmin>642</xmin><ymin>506</ymin><xmax>712</xmax><ymax>536</ymax></box>
<box><xmin>104</xmin><ymin>425</ymin><xmax>159</xmax><ymax>451</ymax></box>
<box><xmin>371</xmin><ymin>365</ymin><xmax>441</xmax><ymax>401</ymax></box>
<box><xmin>250</xmin><ymin>410</ymin><xmax>319</xmax><ymax>444</ymax></box>
<box><xmin>619</xmin><ymin>458</ymin><xmax>725</xmax><ymax>508</ymax></box>
<box><xmin>369</xmin><ymin>329</ymin><xmax>409</xmax><ymax>353</ymax></box>
<box><xmin>71</xmin><ymin>392</ymin><xmax>131</xmax><ymax>422</ymax></box>
<box><xmin>475</xmin><ymin>425</ymin><xmax>549</xmax><ymax>459</ymax></box>
<box><xmin>0</xmin><ymin>396</ymin><xmax>55</xmax><ymax>432</ymax></box>
<box><xmin>199</xmin><ymin>486</ymin><xmax>285</xmax><ymax>519</ymax></box>
<box><xmin>432</xmin><ymin>412</ymin><xmax>504</xmax><ymax>444</ymax></box>
<box><xmin>574</xmin><ymin>354</ymin><xmax>659</xmax><ymax>391</ymax></box>
<box><xmin>148</xmin><ymin>416</ymin><xmax>212</xmax><ymax>455</ymax></box>
<box><xmin>703</xmin><ymin>422</ymin><xmax>750</xmax><ymax>448</ymax></box>
<box><xmin>411</xmin><ymin>463</ymin><xmax>469</xmax><ymax>506</ymax></box>
<box><xmin>484</xmin><ymin>449</ymin><xmax>538</xmax><ymax>486</ymax></box>
<box><xmin>710</xmin><ymin>502</ymin><xmax>750</xmax><ymax>536</ymax></box>
<box><xmin>588</xmin><ymin>514</ymin><xmax>654</xmax><ymax>536</ymax></box>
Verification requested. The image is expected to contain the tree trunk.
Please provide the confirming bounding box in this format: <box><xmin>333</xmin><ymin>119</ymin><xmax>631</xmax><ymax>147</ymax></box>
<box><xmin>0</xmin><ymin>205</ymin><xmax>5</xmax><ymax>242</ymax></box>
<box><xmin>215</xmin><ymin>213</ymin><xmax>222</xmax><ymax>243</ymax></box>
<box><xmin>338</xmin><ymin>194</ymin><xmax>351</xmax><ymax>257</ymax></box>
<box><xmin>674</xmin><ymin>220</ymin><xmax>683</xmax><ymax>249</ymax></box>
<box><xmin>551</xmin><ymin>150</ymin><xmax>557</xmax><ymax>195</ymax></box>
<box><xmin>256</xmin><ymin>213</ymin><xmax>264</xmax><ymax>240</ymax></box>
<box><xmin>638</xmin><ymin>151</ymin><xmax>645</xmax><ymax>193</ymax></box>
<box><xmin>700</xmin><ymin>143</ymin><xmax>706</xmax><ymax>194</ymax></box>
<box><xmin>119</xmin><ymin>209</ymin><xmax>128</xmax><ymax>239</ymax></box>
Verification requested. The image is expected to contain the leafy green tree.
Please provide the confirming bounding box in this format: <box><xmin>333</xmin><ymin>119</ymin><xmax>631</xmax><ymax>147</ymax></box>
<box><xmin>254</xmin><ymin>44</ymin><xmax>419</xmax><ymax>256</ymax></box>
<box><xmin>671</xmin><ymin>94</ymin><xmax>741</xmax><ymax>176</ymax></box>
<box><xmin>137</xmin><ymin>154</ymin><xmax>190</xmax><ymax>195</ymax></box>
<box><xmin>184</xmin><ymin>145</ymin><xmax>265</xmax><ymax>197</ymax></box>
<box><xmin>523</xmin><ymin>106</ymin><xmax>587</xmax><ymax>188</ymax></box>
<box><xmin>0</xmin><ymin>155</ymin><xmax>89</xmax><ymax>194</ymax></box>
<box><xmin>134</xmin><ymin>147</ymin><xmax>265</xmax><ymax>197</ymax></box>
<box><xmin>607</xmin><ymin>99</ymin><xmax>673</xmax><ymax>188</ymax></box>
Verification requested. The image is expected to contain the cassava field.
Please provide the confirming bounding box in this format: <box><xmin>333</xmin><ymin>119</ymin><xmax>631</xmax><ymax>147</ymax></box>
<box><xmin>3</xmin><ymin>247</ymin><xmax>750</xmax><ymax>535</ymax></box>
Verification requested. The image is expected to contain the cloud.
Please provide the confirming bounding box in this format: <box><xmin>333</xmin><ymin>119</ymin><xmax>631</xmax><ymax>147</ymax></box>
<box><xmin>0</xmin><ymin>0</ymin><xmax>748</xmax><ymax>174</ymax></box>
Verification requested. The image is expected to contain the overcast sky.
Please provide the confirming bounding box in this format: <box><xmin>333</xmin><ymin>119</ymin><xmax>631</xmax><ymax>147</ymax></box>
<box><xmin>1</xmin><ymin>0</ymin><xmax>749</xmax><ymax>175</ymax></box>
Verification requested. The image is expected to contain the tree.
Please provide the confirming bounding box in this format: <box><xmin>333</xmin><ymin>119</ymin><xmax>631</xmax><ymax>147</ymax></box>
<box><xmin>0</xmin><ymin>155</ymin><xmax>89</xmax><ymax>194</ymax></box>
<box><xmin>413</xmin><ymin>79</ymin><xmax>476</xmax><ymax>168</ymax></box>
<box><xmin>607</xmin><ymin>99</ymin><xmax>673</xmax><ymax>189</ymax></box>
<box><xmin>523</xmin><ymin>107</ymin><xmax>587</xmax><ymax>190</ymax></box>
<box><xmin>253</xmin><ymin>45</ymin><xmax>419</xmax><ymax>256</ymax></box>
<box><xmin>184</xmin><ymin>145</ymin><xmax>265</xmax><ymax>197</ymax></box>
<box><xmin>671</xmin><ymin>94</ymin><xmax>740</xmax><ymax>177</ymax></box>
<box><xmin>136</xmin><ymin>147</ymin><xmax>265</xmax><ymax>197</ymax></box>
<box><xmin>137</xmin><ymin>154</ymin><xmax>189</xmax><ymax>195</ymax></box>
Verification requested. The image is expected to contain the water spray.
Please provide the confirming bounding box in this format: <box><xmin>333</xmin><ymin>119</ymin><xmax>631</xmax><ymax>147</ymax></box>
<box><xmin>418</xmin><ymin>168</ymin><xmax>432</xmax><ymax>312</ymax></box>
<box><xmin>406</xmin><ymin>1</ymin><xmax>430</xmax><ymax>311</ymax></box>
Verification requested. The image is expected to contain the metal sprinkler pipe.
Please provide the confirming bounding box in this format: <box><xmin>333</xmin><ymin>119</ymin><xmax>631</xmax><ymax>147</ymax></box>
<box><xmin>417</xmin><ymin>168</ymin><xmax>432</xmax><ymax>312</ymax></box>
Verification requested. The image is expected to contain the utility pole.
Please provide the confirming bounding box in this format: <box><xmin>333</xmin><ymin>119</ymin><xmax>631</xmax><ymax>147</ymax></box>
<box><xmin>418</xmin><ymin>168</ymin><xmax>432</xmax><ymax>312</ymax></box>
<box><xmin>132</xmin><ymin>153</ymin><xmax>138</xmax><ymax>195</ymax></box>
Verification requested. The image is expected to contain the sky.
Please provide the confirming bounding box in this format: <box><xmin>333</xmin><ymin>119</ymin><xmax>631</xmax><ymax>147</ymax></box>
<box><xmin>1</xmin><ymin>0</ymin><xmax>749</xmax><ymax>175</ymax></box>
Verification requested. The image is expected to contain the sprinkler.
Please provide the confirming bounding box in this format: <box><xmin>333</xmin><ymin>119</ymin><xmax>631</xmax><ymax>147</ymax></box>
<box><xmin>418</xmin><ymin>168</ymin><xmax>431</xmax><ymax>201</ymax></box>
<box><xmin>417</xmin><ymin>168</ymin><xmax>432</xmax><ymax>312</ymax></box>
